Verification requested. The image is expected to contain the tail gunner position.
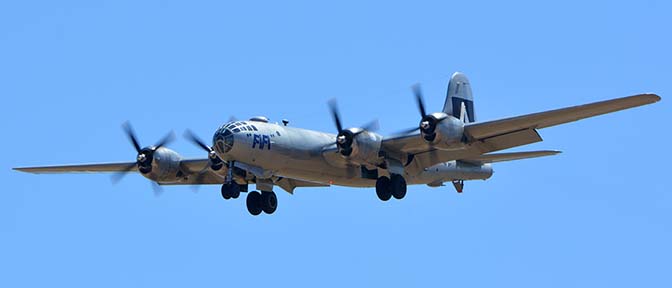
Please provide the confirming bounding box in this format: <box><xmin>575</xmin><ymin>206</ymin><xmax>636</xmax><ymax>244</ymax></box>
<box><xmin>14</xmin><ymin>72</ymin><xmax>661</xmax><ymax>216</ymax></box>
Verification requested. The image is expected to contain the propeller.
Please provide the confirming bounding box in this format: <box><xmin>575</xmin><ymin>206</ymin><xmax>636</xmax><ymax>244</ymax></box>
<box><xmin>111</xmin><ymin>122</ymin><xmax>175</xmax><ymax>186</ymax></box>
<box><xmin>395</xmin><ymin>84</ymin><xmax>444</xmax><ymax>137</ymax></box>
<box><xmin>183</xmin><ymin>129</ymin><xmax>225</xmax><ymax>191</ymax></box>
<box><xmin>151</xmin><ymin>181</ymin><xmax>164</xmax><ymax>197</ymax></box>
<box><xmin>184</xmin><ymin>129</ymin><xmax>223</xmax><ymax>169</ymax></box>
<box><xmin>328</xmin><ymin>99</ymin><xmax>379</xmax><ymax>156</ymax></box>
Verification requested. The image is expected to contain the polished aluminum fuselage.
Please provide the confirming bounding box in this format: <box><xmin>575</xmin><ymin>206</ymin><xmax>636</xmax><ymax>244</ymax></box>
<box><xmin>214</xmin><ymin>120</ymin><xmax>492</xmax><ymax>188</ymax></box>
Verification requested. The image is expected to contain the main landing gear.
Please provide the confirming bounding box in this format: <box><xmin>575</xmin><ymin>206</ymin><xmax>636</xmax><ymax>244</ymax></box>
<box><xmin>246</xmin><ymin>191</ymin><xmax>277</xmax><ymax>216</ymax></box>
<box><xmin>375</xmin><ymin>174</ymin><xmax>407</xmax><ymax>201</ymax></box>
<box><xmin>220</xmin><ymin>182</ymin><xmax>278</xmax><ymax>216</ymax></box>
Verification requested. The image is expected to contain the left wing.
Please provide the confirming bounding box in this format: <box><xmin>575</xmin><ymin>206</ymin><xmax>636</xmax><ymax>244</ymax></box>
<box><xmin>14</xmin><ymin>159</ymin><xmax>329</xmax><ymax>192</ymax></box>
<box><xmin>14</xmin><ymin>162</ymin><xmax>138</xmax><ymax>174</ymax></box>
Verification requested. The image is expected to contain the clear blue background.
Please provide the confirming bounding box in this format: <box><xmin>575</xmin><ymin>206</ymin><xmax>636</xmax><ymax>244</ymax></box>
<box><xmin>2</xmin><ymin>1</ymin><xmax>670</xmax><ymax>287</ymax></box>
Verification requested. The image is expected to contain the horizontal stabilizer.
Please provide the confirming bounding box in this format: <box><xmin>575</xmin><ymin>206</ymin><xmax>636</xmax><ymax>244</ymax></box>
<box><xmin>461</xmin><ymin>150</ymin><xmax>561</xmax><ymax>163</ymax></box>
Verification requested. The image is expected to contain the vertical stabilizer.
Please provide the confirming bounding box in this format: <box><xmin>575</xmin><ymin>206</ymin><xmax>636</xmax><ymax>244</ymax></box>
<box><xmin>443</xmin><ymin>72</ymin><xmax>476</xmax><ymax>123</ymax></box>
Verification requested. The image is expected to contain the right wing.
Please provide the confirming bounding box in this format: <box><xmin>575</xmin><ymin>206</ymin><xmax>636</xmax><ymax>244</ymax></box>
<box><xmin>383</xmin><ymin>94</ymin><xmax>660</xmax><ymax>169</ymax></box>
<box><xmin>464</xmin><ymin>94</ymin><xmax>660</xmax><ymax>140</ymax></box>
<box><xmin>460</xmin><ymin>150</ymin><xmax>561</xmax><ymax>164</ymax></box>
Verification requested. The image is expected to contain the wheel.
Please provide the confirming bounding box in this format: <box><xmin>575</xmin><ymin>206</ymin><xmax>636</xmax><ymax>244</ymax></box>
<box><xmin>246</xmin><ymin>191</ymin><xmax>262</xmax><ymax>216</ymax></box>
<box><xmin>375</xmin><ymin>176</ymin><xmax>392</xmax><ymax>201</ymax></box>
<box><xmin>260</xmin><ymin>191</ymin><xmax>278</xmax><ymax>214</ymax></box>
<box><xmin>221</xmin><ymin>184</ymin><xmax>232</xmax><ymax>200</ymax></box>
<box><xmin>230</xmin><ymin>183</ymin><xmax>241</xmax><ymax>199</ymax></box>
<box><xmin>390</xmin><ymin>174</ymin><xmax>407</xmax><ymax>199</ymax></box>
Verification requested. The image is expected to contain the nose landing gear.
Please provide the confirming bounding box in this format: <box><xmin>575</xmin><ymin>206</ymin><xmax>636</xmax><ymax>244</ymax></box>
<box><xmin>220</xmin><ymin>180</ymin><xmax>278</xmax><ymax>216</ymax></box>
<box><xmin>220</xmin><ymin>182</ymin><xmax>241</xmax><ymax>199</ymax></box>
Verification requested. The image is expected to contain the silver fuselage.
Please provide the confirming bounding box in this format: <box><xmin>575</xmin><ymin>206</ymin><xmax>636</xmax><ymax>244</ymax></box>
<box><xmin>212</xmin><ymin>119</ymin><xmax>492</xmax><ymax>188</ymax></box>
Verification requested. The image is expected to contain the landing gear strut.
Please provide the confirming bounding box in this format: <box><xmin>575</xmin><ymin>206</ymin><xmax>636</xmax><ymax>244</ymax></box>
<box><xmin>246</xmin><ymin>191</ymin><xmax>277</xmax><ymax>216</ymax></box>
<box><xmin>376</xmin><ymin>174</ymin><xmax>407</xmax><ymax>201</ymax></box>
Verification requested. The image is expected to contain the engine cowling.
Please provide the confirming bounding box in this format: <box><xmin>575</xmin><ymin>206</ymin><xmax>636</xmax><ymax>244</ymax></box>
<box><xmin>337</xmin><ymin>128</ymin><xmax>383</xmax><ymax>165</ymax></box>
<box><xmin>139</xmin><ymin>147</ymin><xmax>183</xmax><ymax>183</ymax></box>
<box><xmin>420</xmin><ymin>112</ymin><xmax>465</xmax><ymax>147</ymax></box>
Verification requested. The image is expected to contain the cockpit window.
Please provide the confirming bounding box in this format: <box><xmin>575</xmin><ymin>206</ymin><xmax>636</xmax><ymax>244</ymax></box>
<box><xmin>214</xmin><ymin>125</ymin><xmax>235</xmax><ymax>154</ymax></box>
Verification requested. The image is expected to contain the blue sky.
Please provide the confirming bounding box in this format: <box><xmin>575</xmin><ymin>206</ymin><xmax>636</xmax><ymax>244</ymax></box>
<box><xmin>1</xmin><ymin>1</ymin><xmax>670</xmax><ymax>287</ymax></box>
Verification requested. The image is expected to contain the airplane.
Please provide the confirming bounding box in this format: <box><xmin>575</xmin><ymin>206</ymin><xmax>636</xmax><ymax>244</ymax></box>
<box><xmin>13</xmin><ymin>72</ymin><xmax>661</xmax><ymax>216</ymax></box>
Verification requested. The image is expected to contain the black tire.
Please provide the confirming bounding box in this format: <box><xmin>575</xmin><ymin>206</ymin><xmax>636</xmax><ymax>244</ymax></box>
<box><xmin>390</xmin><ymin>174</ymin><xmax>407</xmax><ymax>199</ymax></box>
<box><xmin>230</xmin><ymin>183</ymin><xmax>241</xmax><ymax>199</ymax></box>
<box><xmin>221</xmin><ymin>184</ymin><xmax>232</xmax><ymax>200</ymax></box>
<box><xmin>376</xmin><ymin>176</ymin><xmax>392</xmax><ymax>201</ymax></box>
<box><xmin>261</xmin><ymin>191</ymin><xmax>278</xmax><ymax>214</ymax></box>
<box><xmin>246</xmin><ymin>191</ymin><xmax>262</xmax><ymax>216</ymax></box>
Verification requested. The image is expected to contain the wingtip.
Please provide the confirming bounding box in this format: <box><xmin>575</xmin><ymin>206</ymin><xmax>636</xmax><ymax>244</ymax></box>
<box><xmin>12</xmin><ymin>167</ymin><xmax>34</xmax><ymax>173</ymax></box>
<box><xmin>650</xmin><ymin>93</ymin><xmax>661</xmax><ymax>102</ymax></box>
<box><xmin>639</xmin><ymin>93</ymin><xmax>661</xmax><ymax>103</ymax></box>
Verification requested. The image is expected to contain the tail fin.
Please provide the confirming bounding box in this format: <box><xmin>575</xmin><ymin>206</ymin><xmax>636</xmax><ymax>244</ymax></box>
<box><xmin>443</xmin><ymin>72</ymin><xmax>476</xmax><ymax>123</ymax></box>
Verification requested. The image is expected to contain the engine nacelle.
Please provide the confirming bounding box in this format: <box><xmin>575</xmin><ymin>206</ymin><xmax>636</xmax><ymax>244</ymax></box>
<box><xmin>140</xmin><ymin>147</ymin><xmax>183</xmax><ymax>183</ymax></box>
<box><xmin>421</xmin><ymin>113</ymin><xmax>465</xmax><ymax>148</ymax></box>
<box><xmin>340</xmin><ymin>129</ymin><xmax>383</xmax><ymax>166</ymax></box>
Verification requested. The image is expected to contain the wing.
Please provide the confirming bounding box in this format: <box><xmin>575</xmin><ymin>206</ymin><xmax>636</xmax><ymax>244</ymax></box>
<box><xmin>464</xmin><ymin>94</ymin><xmax>660</xmax><ymax>140</ymax></box>
<box><xmin>12</xmin><ymin>159</ymin><xmax>222</xmax><ymax>184</ymax></box>
<box><xmin>13</xmin><ymin>162</ymin><xmax>138</xmax><ymax>174</ymax></box>
<box><xmin>14</xmin><ymin>159</ymin><xmax>329</xmax><ymax>192</ymax></box>
<box><xmin>383</xmin><ymin>94</ymin><xmax>660</xmax><ymax>169</ymax></box>
<box><xmin>460</xmin><ymin>150</ymin><xmax>560</xmax><ymax>164</ymax></box>
<box><xmin>13</xmin><ymin>159</ymin><xmax>213</xmax><ymax>175</ymax></box>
